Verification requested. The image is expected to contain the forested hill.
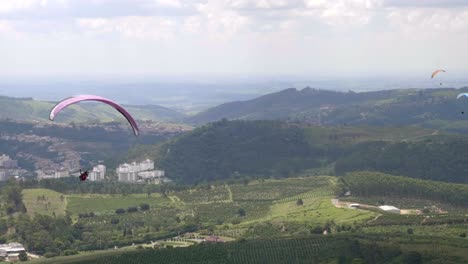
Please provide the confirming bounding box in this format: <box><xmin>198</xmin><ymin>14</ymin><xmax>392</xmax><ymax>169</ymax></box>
<box><xmin>0</xmin><ymin>95</ymin><xmax>186</xmax><ymax>123</ymax></box>
<box><xmin>128</xmin><ymin>120</ymin><xmax>468</xmax><ymax>184</ymax></box>
<box><xmin>187</xmin><ymin>87</ymin><xmax>468</xmax><ymax>133</ymax></box>
<box><xmin>187</xmin><ymin>87</ymin><xmax>398</xmax><ymax>124</ymax></box>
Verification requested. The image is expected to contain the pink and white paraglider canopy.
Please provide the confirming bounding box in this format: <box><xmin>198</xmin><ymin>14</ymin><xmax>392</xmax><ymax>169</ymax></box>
<box><xmin>49</xmin><ymin>95</ymin><xmax>140</xmax><ymax>136</ymax></box>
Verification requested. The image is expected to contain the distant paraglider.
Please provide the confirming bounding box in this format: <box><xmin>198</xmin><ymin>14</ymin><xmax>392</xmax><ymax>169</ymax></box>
<box><xmin>431</xmin><ymin>69</ymin><xmax>446</xmax><ymax>85</ymax></box>
<box><xmin>49</xmin><ymin>95</ymin><xmax>140</xmax><ymax>136</ymax></box>
<box><xmin>79</xmin><ymin>169</ymin><xmax>89</xmax><ymax>181</ymax></box>
<box><xmin>456</xmin><ymin>93</ymin><xmax>468</xmax><ymax>115</ymax></box>
<box><xmin>431</xmin><ymin>69</ymin><xmax>446</xmax><ymax>79</ymax></box>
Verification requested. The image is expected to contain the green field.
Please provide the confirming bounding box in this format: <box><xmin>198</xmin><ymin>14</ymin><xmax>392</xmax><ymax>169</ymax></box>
<box><xmin>22</xmin><ymin>188</ymin><xmax>67</xmax><ymax>216</ymax></box>
<box><xmin>66</xmin><ymin>193</ymin><xmax>169</xmax><ymax>214</ymax></box>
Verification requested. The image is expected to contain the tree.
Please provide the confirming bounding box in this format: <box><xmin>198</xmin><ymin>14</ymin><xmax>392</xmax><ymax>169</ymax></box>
<box><xmin>115</xmin><ymin>208</ymin><xmax>125</xmax><ymax>214</ymax></box>
<box><xmin>144</xmin><ymin>186</ymin><xmax>151</xmax><ymax>198</ymax></box>
<box><xmin>2</xmin><ymin>180</ymin><xmax>26</xmax><ymax>215</ymax></box>
<box><xmin>403</xmin><ymin>251</ymin><xmax>422</xmax><ymax>264</ymax></box>
<box><xmin>311</xmin><ymin>226</ymin><xmax>323</xmax><ymax>234</ymax></box>
<box><xmin>140</xmin><ymin>203</ymin><xmax>150</xmax><ymax>211</ymax></box>
<box><xmin>127</xmin><ymin>206</ymin><xmax>138</xmax><ymax>213</ymax></box>
<box><xmin>19</xmin><ymin>251</ymin><xmax>28</xmax><ymax>261</ymax></box>
<box><xmin>296</xmin><ymin>199</ymin><xmax>304</xmax><ymax>206</ymax></box>
<box><xmin>238</xmin><ymin>208</ymin><xmax>246</xmax><ymax>217</ymax></box>
<box><xmin>407</xmin><ymin>228</ymin><xmax>414</xmax><ymax>235</ymax></box>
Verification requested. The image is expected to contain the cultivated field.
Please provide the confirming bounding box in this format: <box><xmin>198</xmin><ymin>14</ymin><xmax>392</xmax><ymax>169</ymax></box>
<box><xmin>22</xmin><ymin>188</ymin><xmax>67</xmax><ymax>216</ymax></box>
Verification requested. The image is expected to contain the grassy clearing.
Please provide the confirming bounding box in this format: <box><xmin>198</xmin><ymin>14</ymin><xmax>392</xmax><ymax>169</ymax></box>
<box><xmin>66</xmin><ymin>193</ymin><xmax>170</xmax><ymax>214</ymax></box>
<box><xmin>22</xmin><ymin>188</ymin><xmax>67</xmax><ymax>216</ymax></box>
<box><xmin>175</xmin><ymin>185</ymin><xmax>231</xmax><ymax>204</ymax></box>
<box><xmin>230</xmin><ymin>176</ymin><xmax>332</xmax><ymax>201</ymax></box>
<box><xmin>28</xmin><ymin>248</ymin><xmax>138</xmax><ymax>264</ymax></box>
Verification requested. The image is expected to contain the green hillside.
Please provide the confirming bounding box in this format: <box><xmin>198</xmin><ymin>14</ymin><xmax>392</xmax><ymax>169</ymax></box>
<box><xmin>31</xmin><ymin>236</ymin><xmax>460</xmax><ymax>264</ymax></box>
<box><xmin>187</xmin><ymin>87</ymin><xmax>468</xmax><ymax>135</ymax></box>
<box><xmin>0</xmin><ymin>95</ymin><xmax>185</xmax><ymax>123</ymax></box>
<box><xmin>23</xmin><ymin>189</ymin><xmax>67</xmax><ymax>216</ymax></box>
<box><xmin>126</xmin><ymin>119</ymin><xmax>468</xmax><ymax>184</ymax></box>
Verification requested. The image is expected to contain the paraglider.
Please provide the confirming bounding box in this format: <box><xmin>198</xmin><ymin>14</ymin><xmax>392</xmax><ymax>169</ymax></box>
<box><xmin>431</xmin><ymin>69</ymin><xmax>446</xmax><ymax>79</ymax></box>
<box><xmin>79</xmin><ymin>169</ymin><xmax>89</xmax><ymax>181</ymax></box>
<box><xmin>456</xmin><ymin>93</ymin><xmax>468</xmax><ymax>115</ymax></box>
<box><xmin>431</xmin><ymin>69</ymin><xmax>446</xmax><ymax>85</ymax></box>
<box><xmin>457</xmin><ymin>93</ymin><xmax>468</xmax><ymax>99</ymax></box>
<box><xmin>49</xmin><ymin>95</ymin><xmax>140</xmax><ymax>136</ymax></box>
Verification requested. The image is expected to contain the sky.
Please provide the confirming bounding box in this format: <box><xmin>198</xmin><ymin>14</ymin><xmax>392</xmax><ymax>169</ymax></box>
<box><xmin>1</xmin><ymin>0</ymin><xmax>468</xmax><ymax>78</ymax></box>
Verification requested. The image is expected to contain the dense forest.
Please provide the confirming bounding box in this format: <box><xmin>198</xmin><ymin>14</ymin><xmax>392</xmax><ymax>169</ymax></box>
<box><xmin>334</xmin><ymin>137</ymin><xmax>468</xmax><ymax>183</ymax></box>
<box><xmin>128</xmin><ymin>120</ymin><xmax>468</xmax><ymax>184</ymax></box>
<box><xmin>133</xmin><ymin>120</ymin><xmax>324</xmax><ymax>184</ymax></box>
<box><xmin>342</xmin><ymin>171</ymin><xmax>468</xmax><ymax>206</ymax></box>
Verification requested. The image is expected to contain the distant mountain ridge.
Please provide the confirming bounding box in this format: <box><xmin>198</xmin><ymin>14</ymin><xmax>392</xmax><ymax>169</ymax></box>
<box><xmin>187</xmin><ymin>87</ymin><xmax>468</xmax><ymax>133</ymax></box>
<box><xmin>0</xmin><ymin>95</ymin><xmax>186</xmax><ymax>123</ymax></box>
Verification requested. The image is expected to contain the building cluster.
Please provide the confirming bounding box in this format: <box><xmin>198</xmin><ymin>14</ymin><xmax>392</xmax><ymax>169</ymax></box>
<box><xmin>116</xmin><ymin>159</ymin><xmax>168</xmax><ymax>184</ymax></box>
<box><xmin>0</xmin><ymin>154</ymin><xmax>23</xmax><ymax>181</ymax></box>
<box><xmin>0</xmin><ymin>242</ymin><xmax>26</xmax><ymax>262</ymax></box>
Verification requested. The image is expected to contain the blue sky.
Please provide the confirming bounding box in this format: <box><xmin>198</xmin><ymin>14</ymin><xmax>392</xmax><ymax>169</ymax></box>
<box><xmin>1</xmin><ymin>0</ymin><xmax>468</xmax><ymax>77</ymax></box>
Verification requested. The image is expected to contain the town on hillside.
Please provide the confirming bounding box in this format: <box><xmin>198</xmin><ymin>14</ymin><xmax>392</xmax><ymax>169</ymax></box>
<box><xmin>0</xmin><ymin>153</ymin><xmax>170</xmax><ymax>184</ymax></box>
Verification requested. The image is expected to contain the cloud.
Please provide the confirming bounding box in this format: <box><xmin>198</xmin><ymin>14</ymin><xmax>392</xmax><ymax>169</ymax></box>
<box><xmin>384</xmin><ymin>0</ymin><xmax>468</xmax><ymax>8</ymax></box>
<box><xmin>2</xmin><ymin>0</ymin><xmax>468</xmax><ymax>76</ymax></box>
<box><xmin>387</xmin><ymin>8</ymin><xmax>468</xmax><ymax>33</ymax></box>
<box><xmin>77</xmin><ymin>16</ymin><xmax>177</xmax><ymax>40</ymax></box>
<box><xmin>0</xmin><ymin>20</ymin><xmax>14</xmax><ymax>32</ymax></box>
<box><xmin>155</xmin><ymin>0</ymin><xmax>183</xmax><ymax>8</ymax></box>
<box><xmin>0</xmin><ymin>0</ymin><xmax>194</xmax><ymax>19</ymax></box>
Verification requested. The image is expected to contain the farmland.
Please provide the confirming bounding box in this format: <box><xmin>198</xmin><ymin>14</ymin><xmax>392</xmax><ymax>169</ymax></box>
<box><xmin>22</xmin><ymin>188</ymin><xmax>67</xmax><ymax>216</ymax></box>
<box><xmin>15</xmin><ymin>175</ymin><xmax>468</xmax><ymax>263</ymax></box>
<box><xmin>29</xmin><ymin>235</ymin><xmax>465</xmax><ymax>264</ymax></box>
<box><xmin>67</xmin><ymin>193</ymin><xmax>169</xmax><ymax>215</ymax></box>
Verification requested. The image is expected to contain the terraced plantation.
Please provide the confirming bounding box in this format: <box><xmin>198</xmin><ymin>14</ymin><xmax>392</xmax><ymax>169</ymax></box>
<box><xmin>18</xmin><ymin>174</ymin><xmax>468</xmax><ymax>263</ymax></box>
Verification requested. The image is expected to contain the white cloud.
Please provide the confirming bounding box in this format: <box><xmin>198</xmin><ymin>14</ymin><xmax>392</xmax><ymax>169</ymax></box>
<box><xmin>194</xmin><ymin>1</ymin><xmax>251</xmax><ymax>39</ymax></box>
<box><xmin>301</xmin><ymin>0</ymin><xmax>383</xmax><ymax>26</ymax></box>
<box><xmin>0</xmin><ymin>0</ymin><xmax>67</xmax><ymax>13</ymax></box>
<box><xmin>387</xmin><ymin>8</ymin><xmax>468</xmax><ymax>33</ymax></box>
<box><xmin>77</xmin><ymin>16</ymin><xmax>177</xmax><ymax>40</ymax></box>
<box><xmin>155</xmin><ymin>0</ymin><xmax>183</xmax><ymax>8</ymax></box>
<box><xmin>0</xmin><ymin>20</ymin><xmax>14</xmax><ymax>32</ymax></box>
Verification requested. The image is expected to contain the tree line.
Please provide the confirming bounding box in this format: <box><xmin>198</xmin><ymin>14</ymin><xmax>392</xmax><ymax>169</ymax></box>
<box><xmin>343</xmin><ymin>171</ymin><xmax>468</xmax><ymax>206</ymax></box>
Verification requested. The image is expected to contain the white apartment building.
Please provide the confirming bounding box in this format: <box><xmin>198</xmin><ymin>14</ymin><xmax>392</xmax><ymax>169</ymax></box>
<box><xmin>117</xmin><ymin>159</ymin><xmax>165</xmax><ymax>183</ymax></box>
<box><xmin>54</xmin><ymin>170</ymin><xmax>69</xmax><ymax>178</ymax></box>
<box><xmin>89</xmin><ymin>165</ymin><xmax>106</xmax><ymax>181</ymax></box>
<box><xmin>0</xmin><ymin>154</ymin><xmax>17</xmax><ymax>168</ymax></box>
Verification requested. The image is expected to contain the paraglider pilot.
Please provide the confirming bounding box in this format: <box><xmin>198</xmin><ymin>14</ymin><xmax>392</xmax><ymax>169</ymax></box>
<box><xmin>79</xmin><ymin>169</ymin><xmax>89</xmax><ymax>181</ymax></box>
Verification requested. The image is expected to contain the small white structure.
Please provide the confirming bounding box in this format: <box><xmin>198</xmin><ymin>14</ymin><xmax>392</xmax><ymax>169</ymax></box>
<box><xmin>348</xmin><ymin>203</ymin><xmax>360</xmax><ymax>208</ymax></box>
<box><xmin>379</xmin><ymin>205</ymin><xmax>401</xmax><ymax>214</ymax></box>
<box><xmin>0</xmin><ymin>242</ymin><xmax>25</xmax><ymax>261</ymax></box>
